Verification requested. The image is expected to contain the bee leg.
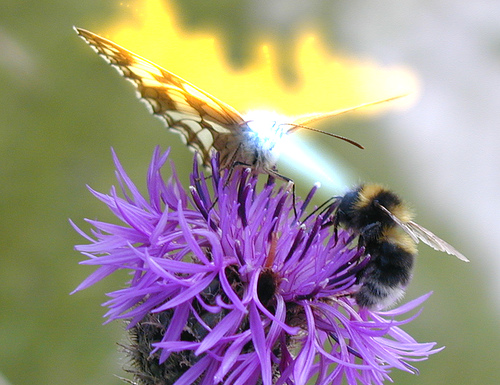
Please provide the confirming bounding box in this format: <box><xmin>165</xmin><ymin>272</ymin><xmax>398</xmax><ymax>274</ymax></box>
<box><xmin>353</xmin><ymin>222</ymin><xmax>382</xmax><ymax>254</ymax></box>
<box><xmin>360</xmin><ymin>222</ymin><xmax>383</xmax><ymax>243</ymax></box>
<box><xmin>333</xmin><ymin>215</ymin><xmax>340</xmax><ymax>244</ymax></box>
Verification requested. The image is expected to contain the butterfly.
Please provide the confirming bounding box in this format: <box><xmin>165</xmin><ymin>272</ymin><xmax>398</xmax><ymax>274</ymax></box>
<box><xmin>75</xmin><ymin>27</ymin><xmax>403</xmax><ymax>181</ymax></box>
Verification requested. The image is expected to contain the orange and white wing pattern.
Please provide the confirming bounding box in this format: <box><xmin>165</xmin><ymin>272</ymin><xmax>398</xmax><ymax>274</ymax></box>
<box><xmin>74</xmin><ymin>27</ymin><xmax>246</xmax><ymax>167</ymax></box>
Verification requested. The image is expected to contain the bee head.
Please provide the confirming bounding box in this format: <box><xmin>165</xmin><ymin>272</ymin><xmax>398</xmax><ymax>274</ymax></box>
<box><xmin>337</xmin><ymin>184</ymin><xmax>409</xmax><ymax>231</ymax></box>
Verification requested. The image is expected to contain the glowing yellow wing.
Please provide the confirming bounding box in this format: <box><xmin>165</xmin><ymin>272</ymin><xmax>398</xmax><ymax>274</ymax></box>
<box><xmin>292</xmin><ymin>94</ymin><xmax>407</xmax><ymax>128</ymax></box>
<box><xmin>74</xmin><ymin>27</ymin><xmax>245</xmax><ymax>166</ymax></box>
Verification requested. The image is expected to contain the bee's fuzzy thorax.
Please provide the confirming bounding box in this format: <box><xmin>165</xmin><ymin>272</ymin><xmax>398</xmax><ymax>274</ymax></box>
<box><xmin>356</xmin><ymin>184</ymin><xmax>413</xmax><ymax>222</ymax></box>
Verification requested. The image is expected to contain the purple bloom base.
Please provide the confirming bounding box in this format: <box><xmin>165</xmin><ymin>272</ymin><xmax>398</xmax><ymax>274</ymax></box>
<box><xmin>72</xmin><ymin>147</ymin><xmax>442</xmax><ymax>385</ymax></box>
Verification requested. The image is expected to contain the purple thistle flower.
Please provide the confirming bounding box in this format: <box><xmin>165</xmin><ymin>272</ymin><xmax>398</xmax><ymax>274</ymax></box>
<box><xmin>72</xmin><ymin>147</ymin><xmax>443</xmax><ymax>385</ymax></box>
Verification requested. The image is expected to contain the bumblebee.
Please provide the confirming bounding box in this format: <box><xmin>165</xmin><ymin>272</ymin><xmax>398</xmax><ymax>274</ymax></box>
<box><xmin>336</xmin><ymin>184</ymin><xmax>469</xmax><ymax>309</ymax></box>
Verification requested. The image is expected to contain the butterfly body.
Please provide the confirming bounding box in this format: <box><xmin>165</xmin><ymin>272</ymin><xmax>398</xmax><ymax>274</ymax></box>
<box><xmin>238</xmin><ymin>116</ymin><xmax>290</xmax><ymax>174</ymax></box>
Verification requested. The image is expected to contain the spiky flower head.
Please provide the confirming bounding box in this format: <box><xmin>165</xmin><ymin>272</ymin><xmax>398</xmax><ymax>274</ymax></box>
<box><xmin>72</xmin><ymin>147</ymin><xmax>442</xmax><ymax>385</ymax></box>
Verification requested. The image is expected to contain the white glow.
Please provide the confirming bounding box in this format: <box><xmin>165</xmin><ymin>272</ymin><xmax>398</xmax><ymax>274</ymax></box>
<box><xmin>243</xmin><ymin>110</ymin><xmax>353</xmax><ymax>194</ymax></box>
<box><xmin>244</xmin><ymin>110</ymin><xmax>288</xmax><ymax>143</ymax></box>
<box><xmin>280</xmin><ymin>133</ymin><xmax>353</xmax><ymax>194</ymax></box>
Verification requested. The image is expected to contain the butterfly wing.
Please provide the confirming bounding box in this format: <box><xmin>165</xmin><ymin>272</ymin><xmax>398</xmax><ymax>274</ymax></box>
<box><xmin>291</xmin><ymin>94</ymin><xmax>407</xmax><ymax>128</ymax></box>
<box><xmin>375</xmin><ymin>202</ymin><xmax>469</xmax><ymax>262</ymax></box>
<box><xmin>74</xmin><ymin>27</ymin><xmax>246</xmax><ymax>167</ymax></box>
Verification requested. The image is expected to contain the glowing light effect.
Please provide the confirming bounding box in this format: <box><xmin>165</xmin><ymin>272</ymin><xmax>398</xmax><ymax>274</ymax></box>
<box><xmin>100</xmin><ymin>0</ymin><xmax>419</xmax><ymax>190</ymax></box>
<box><xmin>244</xmin><ymin>110</ymin><xmax>288</xmax><ymax>152</ymax></box>
<box><xmin>243</xmin><ymin>110</ymin><xmax>356</xmax><ymax>191</ymax></box>
<box><xmin>281</xmin><ymin>134</ymin><xmax>354</xmax><ymax>193</ymax></box>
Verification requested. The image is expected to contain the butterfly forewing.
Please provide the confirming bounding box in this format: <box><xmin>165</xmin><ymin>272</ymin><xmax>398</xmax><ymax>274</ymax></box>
<box><xmin>74</xmin><ymin>27</ymin><xmax>245</xmax><ymax>167</ymax></box>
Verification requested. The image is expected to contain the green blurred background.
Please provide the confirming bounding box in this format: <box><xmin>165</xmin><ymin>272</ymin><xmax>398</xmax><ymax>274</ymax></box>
<box><xmin>1</xmin><ymin>0</ymin><xmax>499</xmax><ymax>384</ymax></box>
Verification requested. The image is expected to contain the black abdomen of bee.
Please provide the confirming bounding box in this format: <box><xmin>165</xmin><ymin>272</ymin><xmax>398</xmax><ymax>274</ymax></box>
<box><xmin>354</xmin><ymin>239</ymin><xmax>414</xmax><ymax>309</ymax></box>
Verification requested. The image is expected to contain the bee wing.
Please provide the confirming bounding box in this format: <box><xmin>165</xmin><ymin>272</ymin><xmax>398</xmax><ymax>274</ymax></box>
<box><xmin>375</xmin><ymin>202</ymin><xmax>469</xmax><ymax>262</ymax></box>
<box><xmin>374</xmin><ymin>202</ymin><xmax>420</xmax><ymax>243</ymax></box>
<box><xmin>74</xmin><ymin>27</ymin><xmax>246</xmax><ymax>166</ymax></box>
<box><xmin>404</xmin><ymin>221</ymin><xmax>469</xmax><ymax>262</ymax></box>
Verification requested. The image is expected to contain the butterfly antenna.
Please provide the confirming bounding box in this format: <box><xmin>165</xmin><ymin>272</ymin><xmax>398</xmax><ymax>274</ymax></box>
<box><xmin>280</xmin><ymin>123</ymin><xmax>364</xmax><ymax>149</ymax></box>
